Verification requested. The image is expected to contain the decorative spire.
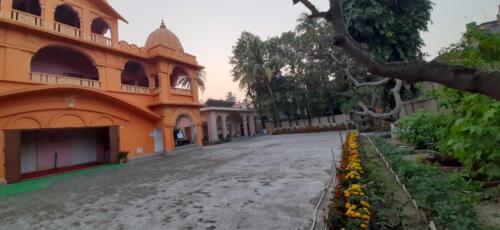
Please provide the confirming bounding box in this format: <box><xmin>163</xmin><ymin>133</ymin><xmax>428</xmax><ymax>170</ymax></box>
<box><xmin>160</xmin><ymin>19</ymin><xmax>166</xmax><ymax>29</ymax></box>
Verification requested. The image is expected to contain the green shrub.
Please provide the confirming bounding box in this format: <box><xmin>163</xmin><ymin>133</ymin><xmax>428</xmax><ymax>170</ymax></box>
<box><xmin>396</xmin><ymin>112</ymin><xmax>452</xmax><ymax>150</ymax></box>
<box><xmin>372</xmin><ymin>138</ymin><xmax>482</xmax><ymax>229</ymax></box>
<box><xmin>436</xmin><ymin>28</ymin><xmax>500</xmax><ymax>180</ymax></box>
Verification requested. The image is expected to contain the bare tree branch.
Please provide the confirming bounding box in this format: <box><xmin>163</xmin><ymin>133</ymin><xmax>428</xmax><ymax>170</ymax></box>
<box><xmin>292</xmin><ymin>0</ymin><xmax>329</xmax><ymax>18</ymax></box>
<box><xmin>345</xmin><ymin>68</ymin><xmax>391</xmax><ymax>88</ymax></box>
<box><xmin>293</xmin><ymin>0</ymin><xmax>500</xmax><ymax>100</ymax></box>
<box><xmin>354</xmin><ymin>79</ymin><xmax>403</xmax><ymax>121</ymax></box>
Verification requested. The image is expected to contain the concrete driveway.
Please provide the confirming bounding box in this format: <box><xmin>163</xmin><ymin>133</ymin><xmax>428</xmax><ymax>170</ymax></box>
<box><xmin>0</xmin><ymin>132</ymin><xmax>344</xmax><ymax>230</ymax></box>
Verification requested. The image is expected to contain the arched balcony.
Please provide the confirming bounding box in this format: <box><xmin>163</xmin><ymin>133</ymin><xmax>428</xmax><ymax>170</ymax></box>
<box><xmin>10</xmin><ymin>0</ymin><xmax>42</xmax><ymax>27</ymax></box>
<box><xmin>121</xmin><ymin>61</ymin><xmax>150</xmax><ymax>94</ymax></box>
<box><xmin>91</xmin><ymin>17</ymin><xmax>112</xmax><ymax>46</ymax></box>
<box><xmin>170</xmin><ymin>66</ymin><xmax>193</xmax><ymax>96</ymax></box>
<box><xmin>30</xmin><ymin>46</ymin><xmax>100</xmax><ymax>88</ymax></box>
<box><xmin>53</xmin><ymin>4</ymin><xmax>81</xmax><ymax>38</ymax></box>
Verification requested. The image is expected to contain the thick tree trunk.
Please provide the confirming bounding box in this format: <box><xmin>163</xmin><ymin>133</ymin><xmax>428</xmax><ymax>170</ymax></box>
<box><xmin>265</xmin><ymin>82</ymin><xmax>281</xmax><ymax>129</ymax></box>
<box><xmin>293</xmin><ymin>0</ymin><xmax>500</xmax><ymax>100</ymax></box>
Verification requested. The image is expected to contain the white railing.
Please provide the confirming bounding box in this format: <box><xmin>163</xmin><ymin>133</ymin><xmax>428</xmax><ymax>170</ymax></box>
<box><xmin>53</xmin><ymin>22</ymin><xmax>81</xmax><ymax>38</ymax></box>
<box><xmin>121</xmin><ymin>85</ymin><xmax>151</xmax><ymax>94</ymax></box>
<box><xmin>171</xmin><ymin>88</ymin><xmax>192</xmax><ymax>96</ymax></box>
<box><xmin>91</xmin><ymin>33</ymin><xmax>112</xmax><ymax>47</ymax></box>
<box><xmin>30</xmin><ymin>72</ymin><xmax>101</xmax><ymax>89</ymax></box>
<box><xmin>10</xmin><ymin>10</ymin><xmax>43</xmax><ymax>27</ymax></box>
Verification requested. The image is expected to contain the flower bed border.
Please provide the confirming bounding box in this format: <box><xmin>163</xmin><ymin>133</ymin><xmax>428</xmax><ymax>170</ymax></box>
<box><xmin>327</xmin><ymin>131</ymin><xmax>372</xmax><ymax>229</ymax></box>
<box><xmin>364</xmin><ymin>135</ymin><xmax>437</xmax><ymax>230</ymax></box>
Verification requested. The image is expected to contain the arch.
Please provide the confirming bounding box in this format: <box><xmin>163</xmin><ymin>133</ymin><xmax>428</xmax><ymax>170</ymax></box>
<box><xmin>49</xmin><ymin>113</ymin><xmax>88</xmax><ymax>128</ymax></box>
<box><xmin>0</xmin><ymin>86</ymin><xmax>161</xmax><ymax>121</ymax></box>
<box><xmin>54</xmin><ymin>4</ymin><xmax>80</xmax><ymax>28</ymax></box>
<box><xmin>174</xmin><ymin>113</ymin><xmax>195</xmax><ymax>147</ymax></box>
<box><xmin>121</xmin><ymin>60</ymin><xmax>149</xmax><ymax>87</ymax></box>
<box><xmin>171</xmin><ymin>66</ymin><xmax>191</xmax><ymax>90</ymax></box>
<box><xmin>30</xmin><ymin>45</ymin><xmax>99</xmax><ymax>81</ymax></box>
<box><xmin>91</xmin><ymin>17</ymin><xmax>111</xmax><ymax>37</ymax></box>
<box><xmin>92</xmin><ymin>116</ymin><xmax>115</xmax><ymax>127</ymax></box>
<box><xmin>12</xmin><ymin>0</ymin><xmax>41</xmax><ymax>16</ymax></box>
<box><xmin>8</xmin><ymin>116</ymin><xmax>43</xmax><ymax>129</ymax></box>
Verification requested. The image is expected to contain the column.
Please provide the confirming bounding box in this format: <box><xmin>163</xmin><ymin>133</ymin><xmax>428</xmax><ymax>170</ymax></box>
<box><xmin>83</xmin><ymin>10</ymin><xmax>92</xmax><ymax>41</ymax></box>
<box><xmin>43</xmin><ymin>2</ymin><xmax>55</xmax><ymax>31</ymax></box>
<box><xmin>241</xmin><ymin>114</ymin><xmax>249</xmax><ymax>137</ymax></box>
<box><xmin>163</xmin><ymin>125</ymin><xmax>174</xmax><ymax>152</ymax></box>
<box><xmin>195</xmin><ymin>124</ymin><xmax>203</xmax><ymax>146</ymax></box>
<box><xmin>0</xmin><ymin>130</ymin><xmax>5</xmax><ymax>183</ymax></box>
<box><xmin>249</xmin><ymin>114</ymin><xmax>256</xmax><ymax>136</ymax></box>
<box><xmin>221</xmin><ymin>114</ymin><xmax>228</xmax><ymax>139</ymax></box>
<box><xmin>111</xmin><ymin>20</ymin><xmax>119</xmax><ymax>47</ymax></box>
<box><xmin>0</xmin><ymin>0</ymin><xmax>13</xmax><ymax>18</ymax></box>
<box><xmin>158</xmin><ymin>72</ymin><xmax>170</xmax><ymax>101</ymax></box>
<box><xmin>208</xmin><ymin>111</ymin><xmax>218</xmax><ymax>143</ymax></box>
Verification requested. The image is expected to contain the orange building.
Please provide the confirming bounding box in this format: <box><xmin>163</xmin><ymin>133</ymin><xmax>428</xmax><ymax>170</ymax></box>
<box><xmin>0</xmin><ymin>0</ymin><xmax>204</xmax><ymax>184</ymax></box>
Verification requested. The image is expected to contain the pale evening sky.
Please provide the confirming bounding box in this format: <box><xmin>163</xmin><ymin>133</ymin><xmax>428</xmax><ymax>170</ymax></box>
<box><xmin>108</xmin><ymin>0</ymin><xmax>499</xmax><ymax>101</ymax></box>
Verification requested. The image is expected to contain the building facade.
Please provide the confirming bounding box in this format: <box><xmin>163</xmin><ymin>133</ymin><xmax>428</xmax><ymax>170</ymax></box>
<box><xmin>0</xmin><ymin>0</ymin><xmax>204</xmax><ymax>183</ymax></box>
<box><xmin>200</xmin><ymin>100</ymin><xmax>256</xmax><ymax>143</ymax></box>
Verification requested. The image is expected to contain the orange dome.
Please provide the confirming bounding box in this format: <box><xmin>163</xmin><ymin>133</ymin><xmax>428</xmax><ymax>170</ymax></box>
<box><xmin>145</xmin><ymin>20</ymin><xmax>184</xmax><ymax>52</ymax></box>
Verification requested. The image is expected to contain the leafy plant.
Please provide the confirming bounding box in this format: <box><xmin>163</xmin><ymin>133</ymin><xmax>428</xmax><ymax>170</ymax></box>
<box><xmin>395</xmin><ymin>111</ymin><xmax>452</xmax><ymax>149</ymax></box>
<box><xmin>117</xmin><ymin>151</ymin><xmax>129</xmax><ymax>163</ymax></box>
<box><xmin>372</xmin><ymin>138</ymin><xmax>482</xmax><ymax>229</ymax></box>
<box><xmin>436</xmin><ymin>28</ymin><xmax>500</xmax><ymax>180</ymax></box>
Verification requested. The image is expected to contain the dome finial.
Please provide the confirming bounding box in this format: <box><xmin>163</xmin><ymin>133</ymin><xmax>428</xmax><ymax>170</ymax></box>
<box><xmin>160</xmin><ymin>19</ymin><xmax>166</xmax><ymax>29</ymax></box>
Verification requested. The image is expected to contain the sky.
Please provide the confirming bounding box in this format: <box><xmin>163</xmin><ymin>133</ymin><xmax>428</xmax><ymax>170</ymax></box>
<box><xmin>108</xmin><ymin>0</ymin><xmax>499</xmax><ymax>101</ymax></box>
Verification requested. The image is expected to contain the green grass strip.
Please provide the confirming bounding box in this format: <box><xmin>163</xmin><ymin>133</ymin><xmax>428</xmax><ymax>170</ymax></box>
<box><xmin>0</xmin><ymin>164</ymin><xmax>125</xmax><ymax>197</ymax></box>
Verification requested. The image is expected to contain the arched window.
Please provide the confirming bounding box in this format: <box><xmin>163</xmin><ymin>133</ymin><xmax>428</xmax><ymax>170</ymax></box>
<box><xmin>121</xmin><ymin>61</ymin><xmax>149</xmax><ymax>87</ymax></box>
<box><xmin>13</xmin><ymin>0</ymin><xmax>41</xmax><ymax>16</ymax></box>
<box><xmin>54</xmin><ymin>4</ymin><xmax>80</xmax><ymax>28</ymax></box>
<box><xmin>91</xmin><ymin>17</ymin><xmax>111</xmax><ymax>37</ymax></box>
<box><xmin>31</xmin><ymin>46</ymin><xmax>99</xmax><ymax>80</ymax></box>
<box><xmin>175</xmin><ymin>115</ymin><xmax>194</xmax><ymax>147</ymax></box>
<box><xmin>171</xmin><ymin>66</ymin><xmax>191</xmax><ymax>90</ymax></box>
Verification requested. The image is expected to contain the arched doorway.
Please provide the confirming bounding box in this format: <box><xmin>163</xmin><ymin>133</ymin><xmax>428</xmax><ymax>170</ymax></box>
<box><xmin>121</xmin><ymin>61</ymin><xmax>148</xmax><ymax>87</ymax></box>
<box><xmin>30</xmin><ymin>46</ymin><xmax>99</xmax><ymax>87</ymax></box>
<box><xmin>13</xmin><ymin>0</ymin><xmax>41</xmax><ymax>16</ymax></box>
<box><xmin>174</xmin><ymin>115</ymin><xmax>195</xmax><ymax>147</ymax></box>
<box><xmin>91</xmin><ymin>17</ymin><xmax>112</xmax><ymax>46</ymax></box>
<box><xmin>171</xmin><ymin>66</ymin><xmax>191</xmax><ymax>90</ymax></box>
<box><xmin>121</xmin><ymin>61</ymin><xmax>149</xmax><ymax>93</ymax></box>
<box><xmin>54</xmin><ymin>4</ymin><xmax>80</xmax><ymax>28</ymax></box>
<box><xmin>91</xmin><ymin>17</ymin><xmax>110</xmax><ymax>36</ymax></box>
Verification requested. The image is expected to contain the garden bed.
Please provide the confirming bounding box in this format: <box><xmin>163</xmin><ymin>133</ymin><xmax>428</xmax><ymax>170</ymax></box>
<box><xmin>272</xmin><ymin>123</ymin><xmax>355</xmax><ymax>135</ymax></box>
<box><xmin>367</xmin><ymin>137</ymin><xmax>500</xmax><ymax>230</ymax></box>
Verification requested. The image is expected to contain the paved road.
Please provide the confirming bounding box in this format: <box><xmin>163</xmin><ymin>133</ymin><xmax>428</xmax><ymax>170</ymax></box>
<box><xmin>0</xmin><ymin>132</ymin><xmax>343</xmax><ymax>230</ymax></box>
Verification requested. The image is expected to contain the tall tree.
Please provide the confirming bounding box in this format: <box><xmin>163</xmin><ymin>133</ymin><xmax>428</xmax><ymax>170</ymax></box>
<box><xmin>293</xmin><ymin>0</ymin><xmax>500</xmax><ymax>100</ymax></box>
<box><xmin>230</xmin><ymin>32</ymin><xmax>281</xmax><ymax>128</ymax></box>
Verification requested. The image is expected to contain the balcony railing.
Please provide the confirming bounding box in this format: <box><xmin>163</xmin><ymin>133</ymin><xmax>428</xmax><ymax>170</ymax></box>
<box><xmin>10</xmin><ymin>9</ymin><xmax>43</xmax><ymax>27</ymax></box>
<box><xmin>171</xmin><ymin>88</ymin><xmax>193</xmax><ymax>96</ymax></box>
<box><xmin>121</xmin><ymin>85</ymin><xmax>151</xmax><ymax>94</ymax></box>
<box><xmin>91</xmin><ymin>33</ymin><xmax>112</xmax><ymax>47</ymax></box>
<box><xmin>53</xmin><ymin>22</ymin><xmax>81</xmax><ymax>39</ymax></box>
<box><xmin>30</xmin><ymin>72</ymin><xmax>101</xmax><ymax>89</ymax></box>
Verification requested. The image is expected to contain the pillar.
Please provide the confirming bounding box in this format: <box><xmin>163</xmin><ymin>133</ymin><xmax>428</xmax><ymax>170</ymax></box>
<box><xmin>241</xmin><ymin>114</ymin><xmax>249</xmax><ymax>137</ymax></box>
<box><xmin>195</xmin><ymin>124</ymin><xmax>203</xmax><ymax>146</ymax></box>
<box><xmin>208</xmin><ymin>111</ymin><xmax>218</xmax><ymax>143</ymax></box>
<box><xmin>249</xmin><ymin>114</ymin><xmax>256</xmax><ymax>136</ymax></box>
<box><xmin>0</xmin><ymin>130</ymin><xmax>5</xmax><ymax>183</ymax></box>
<box><xmin>111</xmin><ymin>20</ymin><xmax>119</xmax><ymax>47</ymax></box>
<box><xmin>81</xmin><ymin>9</ymin><xmax>91</xmax><ymax>41</ymax></box>
<box><xmin>158</xmin><ymin>72</ymin><xmax>170</xmax><ymax>101</ymax></box>
<box><xmin>0</xmin><ymin>0</ymin><xmax>13</xmax><ymax>18</ymax></box>
<box><xmin>42</xmin><ymin>2</ymin><xmax>55</xmax><ymax>31</ymax></box>
<box><xmin>163</xmin><ymin>125</ymin><xmax>174</xmax><ymax>152</ymax></box>
<box><xmin>221</xmin><ymin>114</ymin><xmax>228</xmax><ymax>139</ymax></box>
